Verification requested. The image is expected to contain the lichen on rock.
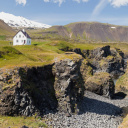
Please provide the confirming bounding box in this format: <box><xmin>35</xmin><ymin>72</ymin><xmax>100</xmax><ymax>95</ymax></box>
<box><xmin>116</xmin><ymin>67</ymin><xmax>128</xmax><ymax>94</ymax></box>
<box><xmin>85</xmin><ymin>72</ymin><xmax>115</xmax><ymax>98</ymax></box>
<box><xmin>82</xmin><ymin>45</ymin><xmax>125</xmax><ymax>77</ymax></box>
<box><xmin>53</xmin><ymin>59</ymin><xmax>85</xmax><ymax>115</ymax></box>
<box><xmin>0</xmin><ymin>65</ymin><xmax>58</xmax><ymax>116</ymax></box>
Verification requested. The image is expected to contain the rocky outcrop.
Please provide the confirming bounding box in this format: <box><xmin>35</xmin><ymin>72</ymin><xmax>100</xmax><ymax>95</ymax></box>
<box><xmin>72</xmin><ymin>48</ymin><xmax>85</xmax><ymax>58</ymax></box>
<box><xmin>0</xmin><ymin>45</ymin><xmax>125</xmax><ymax>117</ymax></box>
<box><xmin>85</xmin><ymin>72</ymin><xmax>115</xmax><ymax>98</ymax></box>
<box><xmin>82</xmin><ymin>46</ymin><xmax>125</xmax><ymax>77</ymax></box>
<box><xmin>53</xmin><ymin>59</ymin><xmax>85</xmax><ymax>115</ymax></box>
<box><xmin>0</xmin><ymin>65</ymin><xmax>57</xmax><ymax>116</ymax></box>
<box><xmin>0</xmin><ymin>59</ymin><xmax>86</xmax><ymax>116</ymax></box>
<box><xmin>83</xmin><ymin>46</ymin><xmax>111</xmax><ymax>60</ymax></box>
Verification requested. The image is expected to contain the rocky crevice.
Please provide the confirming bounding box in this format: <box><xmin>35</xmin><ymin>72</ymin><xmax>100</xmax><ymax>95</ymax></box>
<box><xmin>0</xmin><ymin>59</ymin><xmax>85</xmax><ymax>116</ymax></box>
<box><xmin>0</xmin><ymin>65</ymin><xmax>58</xmax><ymax>116</ymax></box>
<box><xmin>0</xmin><ymin>45</ymin><xmax>126</xmax><ymax>118</ymax></box>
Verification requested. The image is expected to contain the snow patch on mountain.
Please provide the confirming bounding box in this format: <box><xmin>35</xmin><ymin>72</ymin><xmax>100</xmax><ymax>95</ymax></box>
<box><xmin>111</xmin><ymin>27</ymin><xmax>116</xmax><ymax>29</ymax></box>
<box><xmin>0</xmin><ymin>12</ymin><xmax>51</xmax><ymax>28</ymax></box>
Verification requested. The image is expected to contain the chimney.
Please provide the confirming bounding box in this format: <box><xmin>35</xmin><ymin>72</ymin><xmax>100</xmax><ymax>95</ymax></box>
<box><xmin>22</xmin><ymin>29</ymin><xmax>25</xmax><ymax>32</ymax></box>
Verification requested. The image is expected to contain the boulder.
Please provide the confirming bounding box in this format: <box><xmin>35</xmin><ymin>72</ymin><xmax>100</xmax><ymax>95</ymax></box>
<box><xmin>116</xmin><ymin>67</ymin><xmax>128</xmax><ymax>94</ymax></box>
<box><xmin>85</xmin><ymin>72</ymin><xmax>115</xmax><ymax>98</ymax></box>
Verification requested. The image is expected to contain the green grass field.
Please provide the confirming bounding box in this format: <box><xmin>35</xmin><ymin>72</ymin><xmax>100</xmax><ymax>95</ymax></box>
<box><xmin>0</xmin><ymin>116</ymin><xmax>47</xmax><ymax>128</ymax></box>
<box><xmin>0</xmin><ymin>40</ymin><xmax>82</xmax><ymax>68</ymax></box>
<box><xmin>0</xmin><ymin>39</ymin><xmax>128</xmax><ymax>68</ymax></box>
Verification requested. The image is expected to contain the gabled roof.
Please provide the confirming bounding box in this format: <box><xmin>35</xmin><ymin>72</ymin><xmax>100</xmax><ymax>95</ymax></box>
<box><xmin>21</xmin><ymin>30</ymin><xmax>31</xmax><ymax>39</ymax></box>
<box><xmin>13</xmin><ymin>30</ymin><xmax>31</xmax><ymax>39</ymax></box>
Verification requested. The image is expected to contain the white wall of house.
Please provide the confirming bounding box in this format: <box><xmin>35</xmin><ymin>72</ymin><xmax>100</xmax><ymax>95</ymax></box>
<box><xmin>13</xmin><ymin>31</ymin><xmax>31</xmax><ymax>46</ymax></box>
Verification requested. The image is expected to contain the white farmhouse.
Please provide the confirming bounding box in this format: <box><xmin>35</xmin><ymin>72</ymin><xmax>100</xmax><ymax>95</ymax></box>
<box><xmin>13</xmin><ymin>29</ymin><xmax>31</xmax><ymax>46</ymax></box>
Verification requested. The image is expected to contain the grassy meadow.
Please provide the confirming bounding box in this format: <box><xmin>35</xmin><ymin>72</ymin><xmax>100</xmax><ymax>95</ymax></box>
<box><xmin>0</xmin><ymin>116</ymin><xmax>47</xmax><ymax>128</ymax></box>
<box><xmin>0</xmin><ymin>39</ymin><xmax>128</xmax><ymax>68</ymax></box>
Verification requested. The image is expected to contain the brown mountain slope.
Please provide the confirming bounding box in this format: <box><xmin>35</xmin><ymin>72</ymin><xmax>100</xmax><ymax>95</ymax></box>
<box><xmin>0</xmin><ymin>20</ymin><xmax>15</xmax><ymax>36</ymax></box>
<box><xmin>37</xmin><ymin>22</ymin><xmax>128</xmax><ymax>42</ymax></box>
<box><xmin>66</xmin><ymin>22</ymin><xmax>128</xmax><ymax>42</ymax></box>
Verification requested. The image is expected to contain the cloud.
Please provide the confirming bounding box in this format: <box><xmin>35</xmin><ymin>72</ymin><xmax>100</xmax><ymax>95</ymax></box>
<box><xmin>15</xmin><ymin>0</ymin><xmax>26</xmax><ymax>6</ymax></box>
<box><xmin>92</xmin><ymin>0</ymin><xmax>128</xmax><ymax>18</ymax></box>
<box><xmin>43</xmin><ymin>0</ymin><xmax>65</xmax><ymax>6</ymax></box>
<box><xmin>73</xmin><ymin>0</ymin><xmax>89</xmax><ymax>3</ymax></box>
<box><xmin>92</xmin><ymin>0</ymin><xmax>108</xmax><ymax>17</ymax></box>
<box><xmin>15</xmin><ymin>0</ymin><xmax>128</xmax><ymax>8</ymax></box>
<box><xmin>109</xmin><ymin>0</ymin><xmax>128</xmax><ymax>7</ymax></box>
<box><xmin>43</xmin><ymin>0</ymin><xmax>89</xmax><ymax>6</ymax></box>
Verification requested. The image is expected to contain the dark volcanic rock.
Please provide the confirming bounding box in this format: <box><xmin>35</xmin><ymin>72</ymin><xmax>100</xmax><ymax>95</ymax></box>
<box><xmin>53</xmin><ymin>59</ymin><xmax>85</xmax><ymax>115</ymax></box>
<box><xmin>82</xmin><ymin>46</ymin><xmax>125</xmax><ymax>77</ymax></box>
<box><xmin>85</xmin><ymin>72</ymin><xmax>115</xmax><ymax>98</ymax></box>
<box><xmin>83</xmin><ymin>46</ymin><xmax>111</xmax><ymax>60</ymax></box>
<box><xmin>0</xmin><ymin>65</ymin><xmax>57</xmax><ymax>116</ymax></box>
<box><xmin>72</xmin><ymin>48</ymin><xmax>85</xmax><ymax>57</ymax></box>
<box><xmin>0</xmin><ymin>59</ymin><xmax>86</xmax><ymax>116</ymax></box>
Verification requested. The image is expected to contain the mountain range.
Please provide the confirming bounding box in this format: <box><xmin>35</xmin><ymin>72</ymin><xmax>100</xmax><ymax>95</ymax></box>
<box><xmin>0</xmin><ymin>12</ymin><xmax>128</xmax><ymax>42</ymax></box>
<box><xmin>0</xmin><ymin>12</ymin><xmax>51</xmax><ymax>29</ymax></box>
<box><xmin>40</xmin><ymin>22</ymin><xmax>128</xmax><ymax>42</ymax></box>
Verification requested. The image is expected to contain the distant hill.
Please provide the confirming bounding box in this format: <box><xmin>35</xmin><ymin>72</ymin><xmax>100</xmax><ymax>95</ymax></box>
<box><xmin>36</xmin><ymin>22</ymin><xmax>128</xmax><ymax>42</ymax></box>
<box><xmin>0</xmin><ymin>19</ymin><xmax>15</xmax><ymax>36</ymax></box>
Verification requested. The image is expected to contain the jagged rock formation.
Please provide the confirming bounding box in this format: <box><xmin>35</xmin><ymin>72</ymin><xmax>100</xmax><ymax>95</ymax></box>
<box><xmin>0</xmin><ymin>65</ymin><xmax>57</xmax><ymax>116</ymax></box>
<box><xmin>53</xmin><ymin>59</ymin><xmax>85</xmax><ymax>115</ymax></box>
<box><xmin>73</xmin><ymin>46</ymin><xmax>125</xmax><ymax>98</ymax></box>
<box><xmin>0</xmin><ymin>45</ymin><xmax>125</xmax><ymax>117</ymax></box>
<box><xmin>0</xmin><ymin>59</ymin><xmax>85</xmax><ymax>116</ymax></box>
<box><xmin>82</xmin><ymin>46</ymin><xmax>125</xmax><ymax>77</ymax></box>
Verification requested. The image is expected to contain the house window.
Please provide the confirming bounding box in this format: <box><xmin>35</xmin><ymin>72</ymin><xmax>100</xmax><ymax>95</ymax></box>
<box><xmin>19</xmin><ymin>35</ymin><xmax>21</xmax><ymax>38</ymax></box>
<box><xmin>16</xmin><ymin>40</ymin><xmax>18</xmax><ymax>42</ymax></box>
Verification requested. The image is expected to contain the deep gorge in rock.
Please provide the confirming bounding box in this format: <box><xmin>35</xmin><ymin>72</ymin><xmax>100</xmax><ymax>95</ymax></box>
<box><xmin>0</xmin><ymin>45</ymin><xmax>127</xmax><ymax>121</ymax></box>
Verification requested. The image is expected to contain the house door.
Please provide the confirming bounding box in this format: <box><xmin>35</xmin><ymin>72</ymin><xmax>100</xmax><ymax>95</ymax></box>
<box><xmin>24</xmin><ymin>40</ymin><xmax>26</xmax><ymax>44</ymax></box>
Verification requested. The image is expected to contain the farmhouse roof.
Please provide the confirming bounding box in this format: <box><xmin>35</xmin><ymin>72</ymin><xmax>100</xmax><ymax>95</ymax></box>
<box><xmin>21</xmin><ymin>30</ymin><xmax>31</xmax><ymax>39</ymax></box>
<box><xmin>13</xmin><ymin>30</ymin><xmax>31</xmax><ymax>39</ymax></box>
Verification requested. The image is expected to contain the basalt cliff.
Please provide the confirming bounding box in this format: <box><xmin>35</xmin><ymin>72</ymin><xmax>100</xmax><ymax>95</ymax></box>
<box><xmin>0</xmin><ymin>45</ymin><xmax>126</xmax><ymax>117</ymax></box>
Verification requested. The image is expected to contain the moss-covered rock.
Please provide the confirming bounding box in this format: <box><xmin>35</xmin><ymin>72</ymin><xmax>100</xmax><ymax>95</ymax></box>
<box><xmin>116</xmin><ymin>67</ymin><xmax>128</xmax><ymax>94</ymax></box>
<box><xmin>118</xmin><ymin>106</ymin><xmax>128</xmax><ymax>128</ymax></box>
<box><xmin>82</xmin><ymin>46</ymin><xmax>125</xmax><ymax>77</ymax></box>
<box><xmin>85</xmin><ymin>72</ymin><xmax>115</xmax><ymax>98</ymax></box>
<box><xmin>80</xmin><ymin>59</ymin><xmax>93</xmax><ymax>82</ymax></box>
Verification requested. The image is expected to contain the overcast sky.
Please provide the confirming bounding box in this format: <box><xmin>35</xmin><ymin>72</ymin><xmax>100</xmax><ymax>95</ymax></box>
<box><xmin>1</xmin><ymin>0</ymin><xmax>128</xmax><ymax>26</ymax></box>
